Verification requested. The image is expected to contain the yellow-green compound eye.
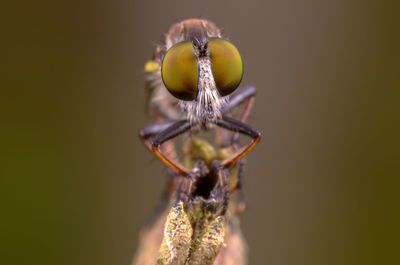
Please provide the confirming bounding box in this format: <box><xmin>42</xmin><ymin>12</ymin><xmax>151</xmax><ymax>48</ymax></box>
<box><xmin>209</xmin><ymin>38</ymin><xmax>243</xmax><ymax>96</ymax></box>
<box><xmin>161</xmin><ymin>41</ymin><xmax>198</xmax><ymax>101</ymax></box>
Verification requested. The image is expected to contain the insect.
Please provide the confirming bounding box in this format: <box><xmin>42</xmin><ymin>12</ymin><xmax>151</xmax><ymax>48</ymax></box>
<box><xmin>133</xmin><ymin>138</ymin><xmax>247</xmax><ymax>265</ymax></box>
<box><xmin>140</xmin><ymin>19</ymin><xmax>261</xmax><ymax>177</ymax></box>
<box><xmin>134</xmin><ymin>20</ymin><xmax>259</xmax><ymax>263</ymax></box>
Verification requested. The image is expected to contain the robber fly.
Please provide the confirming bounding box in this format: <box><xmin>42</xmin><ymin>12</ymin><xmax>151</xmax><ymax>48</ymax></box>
<box><xmin>134</xmin><ymin>19</ymin><xmax>259</xmax><ymax>264</ymax></box>
<box><xmin>140</xmin><ymin>19</ymin><xmax>261</xmax><ymax>176</ymax></box>
<box><xmin>133</xmin><ymin>138</ymin><xmax>247</xmax><ymax>265</ymax></box>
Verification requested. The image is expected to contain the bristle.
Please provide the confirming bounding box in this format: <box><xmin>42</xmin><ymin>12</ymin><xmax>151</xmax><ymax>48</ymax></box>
<box><xmin>180</xmin><ymin>57</ymin><xmax>228</xmax><ymax>125</ymax></box>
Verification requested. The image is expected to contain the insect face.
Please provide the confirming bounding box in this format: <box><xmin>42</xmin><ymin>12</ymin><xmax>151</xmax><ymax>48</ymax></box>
<box><xmin>161</xmin><ymin>20</ymin><xmax>243</xmax><ymax>125</ymax></box>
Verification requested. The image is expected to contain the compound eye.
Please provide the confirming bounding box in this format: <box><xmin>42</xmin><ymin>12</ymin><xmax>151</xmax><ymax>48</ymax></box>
<box><xmin>209</xmin><ymin>38</ymin><xmax>243</xmax><ymax>96</ymax></box>
<box><xmin>161</xmin><ymin>41</ymin><xmax>198</xmax><ymax>101</ymax></box>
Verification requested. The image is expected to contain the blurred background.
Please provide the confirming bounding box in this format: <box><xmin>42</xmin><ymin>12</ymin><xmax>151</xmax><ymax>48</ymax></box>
<box><xmin>2</xmin><ymin>0</ymin><xmax>399</xmax><ymax>264</ymax></box>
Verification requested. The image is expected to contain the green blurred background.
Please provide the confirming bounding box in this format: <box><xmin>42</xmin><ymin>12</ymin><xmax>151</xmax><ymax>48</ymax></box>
<box><xmin>2</xmin><ymin>0</ymin><xmax>399</xmax><ymax>264</ymax></box>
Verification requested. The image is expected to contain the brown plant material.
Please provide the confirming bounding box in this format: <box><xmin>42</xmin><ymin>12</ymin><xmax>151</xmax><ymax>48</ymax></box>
<box><xmin>133</xmin><ymin>137</ymin><xmax>248</xmax><ymax>265</ymax></box>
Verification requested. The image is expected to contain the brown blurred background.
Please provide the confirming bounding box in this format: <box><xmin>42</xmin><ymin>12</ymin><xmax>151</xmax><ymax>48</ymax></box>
<box><xmin>1</xmin><ymin>0</ymin><xmax>399</xmax><ymax>265</ymax></box>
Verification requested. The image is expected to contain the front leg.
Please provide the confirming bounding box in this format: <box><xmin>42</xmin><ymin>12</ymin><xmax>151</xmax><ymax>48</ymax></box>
<box><xmin>221</xmin><ymin>86</ymin><xmax>256</xmax><ymax>115</ymax></box>
<box><xmin>140</xmin><ymin>120</ymin><xmax>192</xmax><ymax>175</ymax></box>
<box><xmin>217</xmin><ymin>86</ymin><xmax>256</xmax><ymax>147</ymax></box>
<box><xmin>215</xmin><ymin>116</ymin><xmax>261</xmax><ymax>168</ymax></box>
<box><xmin>220</xmin><ymin>86</ymin><xmax>257</xmax><ymax>210</ymax></box>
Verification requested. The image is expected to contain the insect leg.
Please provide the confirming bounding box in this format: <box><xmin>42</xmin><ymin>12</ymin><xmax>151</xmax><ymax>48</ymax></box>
<box><xmin>232</xmin><ymin>95</ymin><xmax>255</xmax><ymax>144</ymax></box>
<box><xmin>139</xmin><ymin>120</ymin><xmax>177</xmax><ymax>138</ymax></box>
<box><xmin>229</xmin><ymin>89</ymin><xmax>255</xmax><ymax>211</ymax></box>
<box><xmin>219</xmin><ymin>168</ymin><xmax>230</xmax><ymax>215</ymax></box>
<box><xmin>176</xmin><ymin>177</ymin><xmax>193</xmax><ymax>205</ymax></box>
<box><xmin>235</xmin><ymin>161</ymin><xmax>247</xmax><ymax>212</ymax></box>
<box><xmin>140</xmin><ymin>120</ymin><xmax>192</xmax><ymax>175</ymax></box>
<box><xmin>221</xmin><ymin>86</ymin><xmax>256</xmax><ymax>115</ymax></box>
<box><xmin>215</xmin><ymin>116</ymin><xmax>261</xmax><ymax>168</ymax></box>
<box><xmin>208</xmin><ymin>161</ymin><xmax>230</xmax><ymax>216</ymax></box>
<box><xmin>218</xmin><ymin>86</ymin><xmax>256</xmax><ymax>148</ymax></box>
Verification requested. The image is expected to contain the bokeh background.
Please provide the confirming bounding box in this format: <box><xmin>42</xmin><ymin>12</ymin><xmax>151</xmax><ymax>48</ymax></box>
<box><xmin>2</xmin><ymin>0</ymin><xmax>399</xmax><ymax>264</ymax></box>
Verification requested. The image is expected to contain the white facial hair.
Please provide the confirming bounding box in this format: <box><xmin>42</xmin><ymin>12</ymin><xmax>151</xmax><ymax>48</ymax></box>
<box><xmin>179</xmin><ymin>56</ymin><xmax>228</xmax><ymax>126</ymax></box>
